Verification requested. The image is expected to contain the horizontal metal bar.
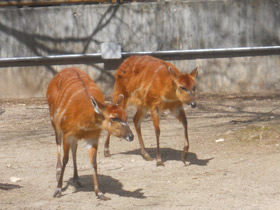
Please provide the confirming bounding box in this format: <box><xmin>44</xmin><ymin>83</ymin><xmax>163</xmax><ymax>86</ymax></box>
<box><xmin>0</xmin><ymin>46</ymin><xmax>279</xmax><ymax>68</ymax></box>
<box><xmin>0</xmin><ymin>53</ymin><xmax>103</xmax><ymax>68</ymax></box>
<box><xmin>0</xmin><ymin>0</ymin><xmax>108</xmax><ymax>7</ymax></box>
<box><xmin>122</xmin><ymin>46</ymin><xmax>280</xmax><ymax>60</ymax></box>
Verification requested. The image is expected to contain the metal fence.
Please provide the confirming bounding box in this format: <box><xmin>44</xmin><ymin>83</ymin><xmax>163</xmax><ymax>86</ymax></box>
<box><xmin>0</xmin><ymin>45</ymin><xmax>279</xmax><ymax>69</ymax></box>
<box><xmin>0</xmin><ymin>0</ymin><xmax>154</xmax><ymax>7</ymax></box>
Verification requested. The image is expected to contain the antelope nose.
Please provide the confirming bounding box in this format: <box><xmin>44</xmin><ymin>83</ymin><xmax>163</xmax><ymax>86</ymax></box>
<box><xmin>126</xmin><ymin>134</ymin><xmax>134</xmax><ymax>141</ymax></box>
<box><xmin>190</xmin><ymin>102</ymin><xmax>196</xmax><ymax>108</ymax></box>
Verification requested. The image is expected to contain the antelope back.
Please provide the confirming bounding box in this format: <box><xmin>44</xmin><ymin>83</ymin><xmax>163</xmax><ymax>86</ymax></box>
<box><xmin>47</xmin><ymin>68</ymin><xmax>105</xmax><ymax>133</ymax></box>
<box><xmin>113</xmin><ymin>56</ymin><xmax>198</xmax><ymax>108</ymax></box>
<box><xmin>47</xmin><ymin>67</ymin><xmax>133</xmax><ymax>140</ymax></box>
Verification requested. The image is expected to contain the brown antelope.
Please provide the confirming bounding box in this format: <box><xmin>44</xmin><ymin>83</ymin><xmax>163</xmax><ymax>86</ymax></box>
<box><xmin>104</xmin><ymin>55</ymin><xmax>198</xmax><ymax>166</ymax></box>
<box><xmin>47</xmin><ymin>67</ymin><xmax>134</xmax><ymax>200</ymax></box>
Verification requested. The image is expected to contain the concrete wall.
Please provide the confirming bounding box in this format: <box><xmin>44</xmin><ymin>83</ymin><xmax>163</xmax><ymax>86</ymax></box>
<box><xmin>0</xmin><ymin>0</ymin><xmax>279</xmax><ymax>98</ymax></box>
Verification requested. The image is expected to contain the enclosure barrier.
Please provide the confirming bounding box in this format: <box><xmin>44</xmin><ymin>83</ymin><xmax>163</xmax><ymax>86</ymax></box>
<box><xmin>0</xmin><ymin>45</ymin><xmax>279</xmax><ymax>70</ymax></box>
<box><xmin>0</xmin><ymin>0</ymin><xmax>145</xmax><ymax>7</ymax></box>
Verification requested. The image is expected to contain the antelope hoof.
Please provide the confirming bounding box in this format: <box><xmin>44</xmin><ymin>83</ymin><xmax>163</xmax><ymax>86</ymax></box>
<box><xmin>156</xmin><ymin>160</ymin><xmax>165</xmax><ymax>167</ymax></box>
<box><xmin>53</xmin><ymin>188</ymin><xmax>62</xmax><ymax>198</ymax></box>
<box><xmin>143</xmin><ymin>153</ymin><xmax>153</xmax><ymax>161</ymax></box>
<box><xmin>104</xmin><ymin>149</ymin><xmax>111</xmax><ymax>157</ymax></box>
<box><xmin>97</xmin><ymin>192</ymin><xmax>111</xmax><ymax>201</ymax></box>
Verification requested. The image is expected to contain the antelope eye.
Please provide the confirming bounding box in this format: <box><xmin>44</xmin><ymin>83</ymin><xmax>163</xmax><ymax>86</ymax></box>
<box><xmin>111</xmin><ymin>117</ymin><xmax>121</xmax><ymax>122</ymax></box>
<box><xmin>180</xmin><ymin>86</ymin><xmax>188</xmax><ymax>92</ymax></box>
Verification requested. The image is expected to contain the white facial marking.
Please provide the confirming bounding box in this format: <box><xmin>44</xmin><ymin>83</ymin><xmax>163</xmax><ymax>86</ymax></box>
<box><xmin>109</xmin><ymin>114</ymin><xmax>114</xmax><ymax>118</ymax></box>
<box><xmin>121</xmin><ymin>122</ymin><xmax>128</xmax><ymax>126</ymax></box>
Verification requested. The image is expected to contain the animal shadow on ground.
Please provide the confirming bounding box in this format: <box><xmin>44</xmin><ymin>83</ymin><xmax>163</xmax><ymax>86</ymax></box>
<box><xmin>120</xmin><ymin>148</ymin><xmax>213</xmax><ymax>166</ymax></box>
<box><xmin>0</xmin><ymin>183</ymin><xmax>22</xmax><ymax>191</ymax></box>
<box><xmin>61</xmin><ymin>174</ymin><xmax>146</xmax><ymax>199</ymax></box>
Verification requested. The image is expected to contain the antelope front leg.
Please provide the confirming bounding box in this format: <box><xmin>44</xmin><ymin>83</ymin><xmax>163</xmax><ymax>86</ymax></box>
<box><xmin>71</xmin><ymin>141</ymin><xmax>82</xmax><ymax>187</ymax></box>
<box><xmin>88</xmin><ymin>140</ymin><xmax>110</xmax><ymax>200</ymax></box>
<box><xmin>54</xmin><ymin>132</ymin><xmax>62</xmax><ymax>182</ymax></box>
<box><xmin>104</xmin><ymin>132</ymin><xmax>111</xmax><ymax>157</ymax></box>
<box><xmin>56</xmin><ymin>142</ymin><xmax>62</xmax><ymax>182</ymax></box>
<box><xmin>54</xmin><ymin>137</ymin><xmax>70</xmax><ymax>197</ymax></box>
<box><xmin>151</xmin><ymin>107</ymin><xmax>164</xmax><ymax>166</ymax></box>
<box><xmin>172</xmin><ymin>106</ymin><xmax>189</xmax><ymax>165</ymax></box>
<box><xmin>133</xmin><ymin>108</ymin><xmax>152</xmax><ymax>161</ymax></box>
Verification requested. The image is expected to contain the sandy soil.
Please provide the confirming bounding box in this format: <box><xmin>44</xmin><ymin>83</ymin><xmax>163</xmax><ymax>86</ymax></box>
<box><xmin>0</xmin><ymin>92</ymin><xmax>280</xmax><ymax>210</ymax></box>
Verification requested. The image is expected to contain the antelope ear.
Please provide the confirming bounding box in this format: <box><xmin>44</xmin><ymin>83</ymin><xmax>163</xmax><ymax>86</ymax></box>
<box><xmin>168</xmin><ymin>66</ymin><xmax>179</xmax><ymax>78</ymax></box>
<box><xmin>115</xmin><ymin>94</ymin><xmax>124</xmax><ymax>107</ymax></box>
<box><xmin>190</xmin><ymin>66</ymin><xmax>198</xmax><ymax>78</ymax></box>
<box><xmin>172</xmin><ymin>79</ymin><xmax>179</xmax><ymax>90</ymax></box>
<box><xmin>90</xmin><ymin>96</ymin><xmax>102</xmax><ymax>115</ymax></box>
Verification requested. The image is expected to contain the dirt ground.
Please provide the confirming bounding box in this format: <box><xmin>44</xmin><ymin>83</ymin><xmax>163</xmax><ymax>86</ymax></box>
<box><xmin>0</xmin><ymin>92</ymin><xmax>280</xmax><ymax>210</ymax></box>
